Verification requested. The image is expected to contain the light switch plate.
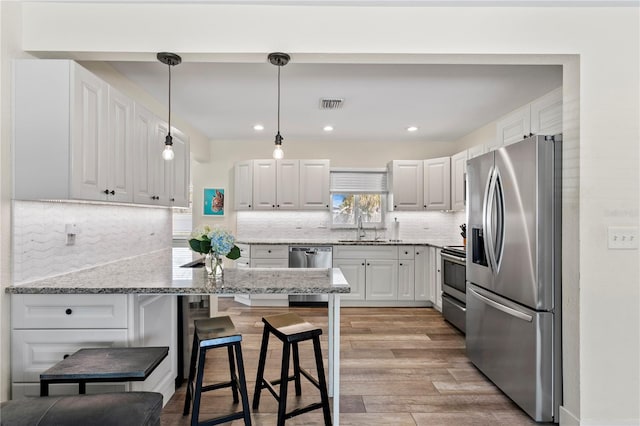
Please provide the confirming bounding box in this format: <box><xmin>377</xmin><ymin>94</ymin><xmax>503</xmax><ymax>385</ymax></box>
<box><xmin>607</xmin><ymin>226</ymin><xmax>639</xmax><ymax>250</ymax></box>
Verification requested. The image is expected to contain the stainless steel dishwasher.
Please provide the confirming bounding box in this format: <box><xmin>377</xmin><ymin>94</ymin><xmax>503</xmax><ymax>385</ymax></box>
<box><xmin>288</xmin><ymin>246</ymin><xmax>333</xmax><ymax>306</ymax></box>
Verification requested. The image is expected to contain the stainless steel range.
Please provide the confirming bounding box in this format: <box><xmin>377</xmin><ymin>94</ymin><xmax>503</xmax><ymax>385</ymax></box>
<box><xmin>441</xmin><ymin>245</ymin><xmax>466</xmax><ymax>333</ymax></box>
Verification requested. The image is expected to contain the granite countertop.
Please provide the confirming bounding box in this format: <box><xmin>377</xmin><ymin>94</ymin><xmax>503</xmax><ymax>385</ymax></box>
<box><xmin>236</xmin><ymin>238</ymin><xmax>460</xmax><ymax>247</ymax></box>
<box><xmin>6</xmin><ymin>249</ymin><xmax>350</xmax><ymax>295</ymax></box>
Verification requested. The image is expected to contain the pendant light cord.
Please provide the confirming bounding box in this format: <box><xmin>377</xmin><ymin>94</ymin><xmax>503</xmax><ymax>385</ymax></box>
<box><xmin>277</xmin><ymin>65</ymin><xmax>281</xmax><ymax>135</ymax></box>
<box><xmin>168</xmin><ymin>64</ymin><xmax>172</xmax><ymax>137</ymax></box>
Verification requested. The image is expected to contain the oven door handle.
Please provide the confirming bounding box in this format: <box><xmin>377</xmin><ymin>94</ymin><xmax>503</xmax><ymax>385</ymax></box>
<box><xmin>441</xmin><ymin>252</ymin><xmax>466</xmax><ymax>265</ymax></box>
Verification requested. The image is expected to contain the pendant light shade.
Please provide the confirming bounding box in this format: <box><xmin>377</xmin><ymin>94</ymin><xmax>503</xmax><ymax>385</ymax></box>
<box><xmin>157</xmin><ymin>52</ymin><xmax>182</xmax><ymax>161</ymax></box>
<box><xmin>268</xmin><ymin>52</ymin><xmax>290</xmax><ymax>160</ymax></box>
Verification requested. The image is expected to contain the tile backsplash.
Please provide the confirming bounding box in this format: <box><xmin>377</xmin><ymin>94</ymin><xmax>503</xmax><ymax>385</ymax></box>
<box><xmin>13</xmin><ymin>201</ymin><xmax>172</xmax><ymax>284</ymax></box>
<box><xmin>236</xmin><ymin>210</ymin><xmax>466</xmax><ymax>246</ymax></box>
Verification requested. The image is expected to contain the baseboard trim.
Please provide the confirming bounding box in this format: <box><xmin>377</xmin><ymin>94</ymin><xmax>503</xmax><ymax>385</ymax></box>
<box><xmin>560</xmin><ymin>406</ymin><xmax>580</xmax><ymax>425</ymax></box>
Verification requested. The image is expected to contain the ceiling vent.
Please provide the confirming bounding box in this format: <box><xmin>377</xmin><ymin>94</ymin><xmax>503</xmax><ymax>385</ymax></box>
<box><xmin>320</xmin><ymin>98</ymin><xmax>344</xmax><ymax>110</ymax></box>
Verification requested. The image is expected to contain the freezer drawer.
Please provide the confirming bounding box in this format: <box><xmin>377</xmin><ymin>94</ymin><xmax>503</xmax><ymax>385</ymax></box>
<box><xmin>466</xmin><ymin>284</ymin><xmax>557</xmax><ymax>422</ymax></box>
<box><xmin>442</xmin><ymin>294</ymin><xmax>466</xmax><ymax>333</ymax></box>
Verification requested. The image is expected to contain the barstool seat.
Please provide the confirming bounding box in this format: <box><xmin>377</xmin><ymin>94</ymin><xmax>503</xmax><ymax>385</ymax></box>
<box><xmin>253</xmin><ymin>313</ymin><xmax>331</xmax><ymax>426</ymax></box>
<box><xmin>183</xmin><ymin>316</ymin><xmax>251</xmax><ymax>426</ymax></box>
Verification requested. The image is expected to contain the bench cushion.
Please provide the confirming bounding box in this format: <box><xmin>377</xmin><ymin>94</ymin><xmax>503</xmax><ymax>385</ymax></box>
<box><xmin>0</xmin><ymin>392</ymin><xmax>162</xmax><ymax>426</ymax></box>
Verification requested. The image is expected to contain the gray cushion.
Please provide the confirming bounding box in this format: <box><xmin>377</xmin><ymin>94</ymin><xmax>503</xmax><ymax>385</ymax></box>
<box><xmin>0</xmin><ymin>392</ymin><xmax>162</xmax><ymax>426</ymax></box>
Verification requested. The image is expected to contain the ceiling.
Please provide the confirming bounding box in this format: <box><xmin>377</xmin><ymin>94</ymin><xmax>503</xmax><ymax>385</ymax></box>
<box><xmin>109</xmin><ymin>60</ymin><xmax>562</xmax><ymax>144</ymax></box>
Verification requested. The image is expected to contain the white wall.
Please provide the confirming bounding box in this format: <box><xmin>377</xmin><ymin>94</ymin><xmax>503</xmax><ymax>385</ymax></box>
<box><xmin>6</xmin><ymin>3</ymin><xmax>640</xmax><ymax>424</ymax></box>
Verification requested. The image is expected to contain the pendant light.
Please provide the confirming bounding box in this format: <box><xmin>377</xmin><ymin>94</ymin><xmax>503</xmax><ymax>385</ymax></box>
<box><xmin>268</xmin><ymin>52</ymin><xmax>290</xmax><ymax>160</ymax></box>
<box><xmin>157</xmin><ymin>52</ymin><xmax>182</xmax><ymax>161</ymax></box>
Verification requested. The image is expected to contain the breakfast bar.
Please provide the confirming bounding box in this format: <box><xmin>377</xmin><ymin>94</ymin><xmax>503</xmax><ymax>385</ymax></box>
<box><xmin>7</xmin><ymin>248</ymin><xmax>350</xmax><ymax>425</ymax></box>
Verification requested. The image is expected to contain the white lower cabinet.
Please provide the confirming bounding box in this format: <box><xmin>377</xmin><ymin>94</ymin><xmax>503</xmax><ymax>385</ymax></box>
<box><xmin>332</xmin><ymin>259</ymin><xmax>366</xmax><ymax>301</ymax></box>
<box><xmin>10</xmin><ymin>294</ymin><xmax>176</xmax><ymax>404</ymax></box>
<box><xmin>234</xmin><ymin>244</ymin><xmax>289</xmax><ymax>306</ymax></box>
<box><xmin>365</xmin><ymin>259</ymin><xmax>399</xmax><ymax>300</ymax></box>
<box><xmin>334</xmin><ymin>245</ymin><xmax>434</xmax><ymax>306</ymax></box>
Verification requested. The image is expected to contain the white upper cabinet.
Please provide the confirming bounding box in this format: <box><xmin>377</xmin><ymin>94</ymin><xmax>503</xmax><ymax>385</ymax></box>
<box><xmin>276</xmin><ymin>159</ymin><xmax>299</xmax><ymax>209</ymax></box>
<box><xmin>423</xmin><ymin>157</ymin><xmax>451</xmax><ymax>211</ymax></box>
<box><xmin>234</xmin><ymin>160</ymin><xmax>253</xmax><ymax>210</ymax></box>
<box><xmin>14</xmin><ymin>59</ymin><xmax>189</xmax><ymax>206</ymax></box>
<box><xmin>495</xmin><ymin>87</ymin><xmax>562</xmax><ymax>149</ymax></box>
<box><xmin>299</xmin><ymin>159</ymin><xmax>330</xmax><ymax>210</ymax></box>
<box><xmin>235</xmin><ymin>159</ymin><xmax>330</xmax><ymax>211</ymax></box>
<box><xmin>495</xmin><ymin>104</ymin><xmax>531</xmax><ymax>147</ymax></box>
<box><xmin>252</xmin><ymin>159</ymin><xmax>277</xmax><ymax>210</ymax></box>
<box><xmin>106</xmin><ymin>87</ymin><xmax>134</xmax><ymax>203</ymax></box>
<box><xmin>450</xmin><ymin>150</ymin><xmax>467</xmax><ymax>212</ymax></box>
<box><xmin>388</xmin><ymin>160</ymin><xmax>424</xmax><ymax>211</ymax></box>
<box><xmin>530</xmin><ymin>87</ymin><xmax>563</xmax><ymax>135</ymax></box>
<box><xmin>467</xmin><ymin>144</ymin><xmax>487</xmax><ymax>160</ymax></box>
<box><xmin>167</xmin><ymin>127</ymin><xmax>190</xmax><ymax>207</ymax></box>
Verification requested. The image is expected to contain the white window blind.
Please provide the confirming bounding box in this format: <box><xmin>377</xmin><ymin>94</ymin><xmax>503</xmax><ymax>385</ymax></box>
<box><xmin>330</xmin><ymin>170</ymin><xmax>388</xmax><ymax>193</ymax></box>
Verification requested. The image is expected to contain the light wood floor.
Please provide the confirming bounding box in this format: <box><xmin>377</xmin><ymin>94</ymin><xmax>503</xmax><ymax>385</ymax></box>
<box><xmin>161</xmin><ymin>299</ymin><xmax>543</xmax><ymax>426</ymax></box>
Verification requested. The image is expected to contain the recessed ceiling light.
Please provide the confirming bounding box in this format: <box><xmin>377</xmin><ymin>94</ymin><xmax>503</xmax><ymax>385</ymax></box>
<box><xmin>253</xmin><ymin>124</ymin><xmax>264</xmax><ymax>131</ymax></box>
<box><xmin>407</xmin><ymin>126</ymin><xmax>418</xmax><ymax>132</ymax></box>
<box><xmin>323</xmin><ymin>125</ymin><xmax>334</xmax><ymax>132</ymax></box>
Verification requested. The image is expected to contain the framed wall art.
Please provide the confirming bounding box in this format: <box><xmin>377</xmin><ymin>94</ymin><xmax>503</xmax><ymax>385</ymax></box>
<box><xmin>203</xmin><ymin>188</ymin><xmax>225</xmax><ymax>216</ymax></box>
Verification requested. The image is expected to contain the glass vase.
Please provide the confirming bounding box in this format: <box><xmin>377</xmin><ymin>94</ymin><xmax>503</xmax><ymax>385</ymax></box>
<box><xmin>205</xmin><ymin>252</ymin><xmax>224</xmax><ymax>280</ymax></box>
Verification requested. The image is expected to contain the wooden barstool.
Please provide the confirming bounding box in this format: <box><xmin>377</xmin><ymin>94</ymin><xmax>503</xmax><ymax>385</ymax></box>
<box><xmin>183</xmin><ymin>316</ymin><xmax>251</xmax><ymax>426</ymax></box>
<box><xmin>252</xmin><ymin>313</ymin><xmax>331</xmax><ymax>426</ymax></box>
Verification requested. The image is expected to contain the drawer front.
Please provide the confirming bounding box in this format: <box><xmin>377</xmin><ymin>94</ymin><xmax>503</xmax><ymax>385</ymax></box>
<box><xmin>251</xmin><ymin>245</ymin><xmax>288</xmax><ymax>259</ymax></box>
<box><xmin>12</xmin><ymin>382</ymin><xmax>128</xmax><ymax>399</ymax></box>
<box><xmin>333</xmin><ymin>245</ymin><xmax>398</xmax><ymax>260</ymax></box>
<box><xmin>12</xmin><ymin>294</ymin><xmax>128</xmax><ymax>329</ymax></box>
<box><xmin>250</xmin><ymin>258</ymin><xmax>288</xmax><ymax>268</ymax></box>
<box><xmin>236</xmin><ymin>243</ymin><xmax>250</xmax><ymax>258</ymax></box>
<box><xmin>11</xmin><ymin>329</ymin><xmax>128</xmax><ymax>382</ymax></box>
<box><xmin>235</xmin><ymin>257</ymin><xmax>251</xmax><ymax>268</ymax></box>
<box><xmin>398</xmin><ymin>246</ymin><xmax>415</xmax><ymax>259</ymax></box>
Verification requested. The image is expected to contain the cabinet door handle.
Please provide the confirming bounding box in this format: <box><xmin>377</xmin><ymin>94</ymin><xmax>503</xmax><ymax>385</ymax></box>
<box><xmin>103</xmin><ymin>189</ymin><xmax>110</xmax><ymax>195</ymax></box>
<box><xmin>65</xmin><ymin>308</ymin><xmax>72</xmax><ymax>315</ymax></box>
<box><xmin>109</xmin><ymin>190</ymin><xmax>115</xmax><ymax>195</ymax></box>
<box><xmin>63</xmin><ymin>354</ymin><xmax>70</xmax><ymax>359</ymax></box>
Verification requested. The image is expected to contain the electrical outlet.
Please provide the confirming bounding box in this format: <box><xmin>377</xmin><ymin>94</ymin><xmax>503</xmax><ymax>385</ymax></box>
<box><xmin>607</xmin><ymin>226</ymin><xmax>639</xmax><ymax>250</ymax></box>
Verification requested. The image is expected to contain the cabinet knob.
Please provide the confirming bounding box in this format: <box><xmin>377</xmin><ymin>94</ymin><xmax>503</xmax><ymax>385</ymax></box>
<box><xmin>65</xmin><ymin>308</ymin><xmax>72</xmax><ymax>315</ymax></box>
<box><xmin>400</xmin><ymin>263</ymin><xmax>403</xmax><ymax>266</ymax></box>
<box><xmin>367</xmin><ymin>263</ymin><xmax>370</xmax><ymax>266</ymax></box>
<box><xmin>416</xmin><ymin>251</ymin><xmax>420</xmax><ymax>255</ymax></box>
<box><xmin>110</xmin><ymin>190</ymin><xmax>115</xmax><ymax>195</ymax></box>
<box><xmin>361</xmin><ymin>263</ymin><xmax>365</xmax><ymax>266</ymax></box>
<box><xmin>423</xmin><ymin>205</ymin><xmax>427</xmax><ymax>208</ymax></box>
<box><xmin>103</xmin><ymin>189</ymin><xmax>109</xmax><ymax>195</ymax></box>
<box><xmin>394</xmin><ymin>205</ymin><xmax>397</xmax><ymax>208</ymax></box>
<box><xmin>277</xmin><ymin>204</ymin><xmax>280</xmax><ymax>208</ymax></box>
<box><xmin>248</xmin><ymin>205</ymin><xmax>252</xmax><ymax>208</ymax></box>
<box><xmin>326</xmin><ymin>205</ymin><xmax>329</xmax><ymax>208</ymax></box>
<box><xmin>268</xmin><ymin>250</ymin><xmax>271</xmax><ymax>253</ymax></box>
<box><xmin>170</xmin><ymin>198</ymin><xmax>175</xmax><ymax>202</ymax></box>
<box><xmin>272</xmin><ymin>205</ymin><xmax>275</xmax><ymax>208</ymax></box>
<box><xmin>404</xmin><ymin>251</ymin><xmax>408</xmax><ymax>255</ymax></box>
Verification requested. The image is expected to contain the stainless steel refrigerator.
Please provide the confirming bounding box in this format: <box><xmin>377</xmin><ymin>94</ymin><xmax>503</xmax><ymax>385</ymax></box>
<box><xmin>466</xmin><ymin>134</ymin><xmax>562</xmax><ymax>423</ymax></box>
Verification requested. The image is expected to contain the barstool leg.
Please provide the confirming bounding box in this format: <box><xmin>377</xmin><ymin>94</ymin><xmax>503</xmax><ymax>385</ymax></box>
<box><xmin>227</xmin><ymin>345</ymin><xmax>239</xmax><ymax>403</ymax></box>
<box><xmin>252</xmin><ymin>326</ymin><xmax>270</xmax><ymax>409</ymax></box>
<box><xmin>277</xmin><ymin>342</ymin><xmax>291</xmax><ymax>426</ymax></box>
<box><xmin>312</xmin><ymin>336</ymin><xmax>332</xmax><ymax>426</ymax></box>
<box><xmin>183</xmin><ymin>331</ymin><xmax>200</xmax><ymax>416</ymax></box>
<box><xmin>292</xmin><ymin>342</ymin><xmax>302</xmax><ymax>396</ymax></box>
<box><xmin>233</xmin><ymin>342</ymin><xmax>252</xmax><ymax>426</ymax></box>
<box><xmin>191</xmin><ymin>347</ymin><xmax>207</xmax><ymax>426</ymax></box>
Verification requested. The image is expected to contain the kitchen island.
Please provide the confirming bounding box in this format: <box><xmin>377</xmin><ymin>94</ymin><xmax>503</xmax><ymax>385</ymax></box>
<box><xmin>7</xmin><ymin>248</ymin><xmax>350</xmax><ymax>425</ymax></box>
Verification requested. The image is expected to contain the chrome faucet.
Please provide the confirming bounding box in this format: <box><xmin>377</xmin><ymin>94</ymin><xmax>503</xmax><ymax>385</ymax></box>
<box><xmin>356</xmin><ymin>216</ymin><xmax>366</xmax><ymax>241</ymax></box>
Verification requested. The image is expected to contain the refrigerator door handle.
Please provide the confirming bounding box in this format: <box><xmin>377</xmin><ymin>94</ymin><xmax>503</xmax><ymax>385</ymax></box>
<box><xmin>493</xmin><ymin>167</ymin><xmax>505</xmax><ymax>272</ymax></box>
<box><xmin>468</xmin><ymin>287</ymin><xmax>533</xmax><ymax>322</ymax></box>
<box><xmin>484</xmin><ymin>167</ymin><xmax>499</xmax><ymax>273</ymax></box>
